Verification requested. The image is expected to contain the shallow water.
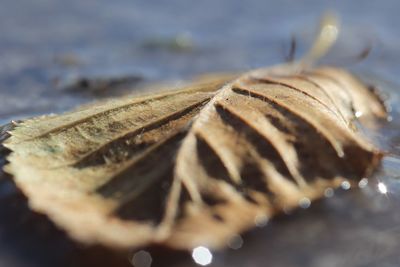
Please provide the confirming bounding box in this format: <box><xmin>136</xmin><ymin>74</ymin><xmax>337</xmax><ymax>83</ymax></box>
<box><xmin>0</xmin><ymin>0</ymin><xmax>400</xmax><ymax>266</ymax></box>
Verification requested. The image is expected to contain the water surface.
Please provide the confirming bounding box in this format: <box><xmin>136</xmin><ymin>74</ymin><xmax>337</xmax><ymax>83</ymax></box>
<box><xmin>0</xmin><ymin>1</ymin><xmax>400</xmax><ymax>266</ymax></box>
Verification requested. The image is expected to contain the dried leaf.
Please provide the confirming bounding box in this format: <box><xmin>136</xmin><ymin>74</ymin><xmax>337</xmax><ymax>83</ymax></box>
<box><xmin>2</xmin><ymin>15</ymin><xmax>388</xmax><ymax>250</ymax></box>
<box><xmin>3</xmin><ymin>63</ymin><xmax>386</xmax><ymax>250</ymax></box>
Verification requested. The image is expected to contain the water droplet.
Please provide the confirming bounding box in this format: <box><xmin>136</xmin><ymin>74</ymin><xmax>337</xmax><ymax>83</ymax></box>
<box><xmin>192</xmin><ymin>246</ymin><xmax>213</xmax><ymax>266</ymax></box>
<box><xmin>298</xmin><ymin>197</ymin><xmax>311</xmax><ymax>209</ymax></box>
<box><xmin>322</xmin><ymin>24</ymin><xmax>338</xmax><ymax>40</ymax></box>
<box><xmin>341</xmin><ymin>180</ymin><xmax>351</xmax><ymax>190</ymax></box>
<box><xmin>130</xmin><ymin>250</ymin><xmax>152</xmax><ymax>267</ymax></box>
<box><xmin>358</xmin><ymin>178</ymin><xmax>368</xmax><ymax>188</ymax></box>
<box><xmin>355</xmin><ymin>111</ymin><xmax>363</xmax><ymax>118</ymax></box>
<box><xmin>378</xmin><ymin>182</ymin><xmax>388</xmax><ymax>194</ymax></box>
<box><xmin>324</xmin><ymin>187</ymin><xmax>334</xmax><ymax>198</ymax></box>
<box><xmin>227</xmin><ymin>234</ymin><xmax>243</xmax><ymax>250</ymax></box>
<box><xmin>254</xmin><ymin>214</ymin><xmax>269</xmax><ymax>227</ymax></box>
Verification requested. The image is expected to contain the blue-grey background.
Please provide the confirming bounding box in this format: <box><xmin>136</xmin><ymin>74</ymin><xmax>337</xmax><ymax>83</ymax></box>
<box><xmin>0</xmin><ymin>0</ymin><xmax>400</xmax><ymax>266</ymax></box>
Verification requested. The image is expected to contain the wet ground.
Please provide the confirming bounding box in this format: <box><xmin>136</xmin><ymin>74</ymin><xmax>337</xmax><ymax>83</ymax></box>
<box><xmin>0</xmin><ymin>0</ymin><xmax>400</xmax><ymax>266</ymax></box>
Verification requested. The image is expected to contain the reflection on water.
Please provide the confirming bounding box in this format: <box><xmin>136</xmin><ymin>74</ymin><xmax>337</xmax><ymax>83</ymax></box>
<box><xmin>324</xmin><ymin>187</ymin><xmax>335</xmax><ymax>197</ymax></box>
<box><xmin>192</xmin><ymin>246</ymin><xmax>213</xmax><ymax>266</ymax></box>
<box><xmin>227</xmin><ymin>235</ymin><xmax>244</xmax><ymax>250</ymax></box>
<box><xmin>340</xmin><ymin>180</ymin><xmax>351</xmax><ymax>190</ymax></box>
<box><xmin>358</xmin><ymin>178</ymin><xmax>368</xmax><ymax>188</ymax></box>
<box><xmin>298</xmin><ymin>197</ymin><xmax>311</xmax><ymax>209</ymax></box>
<box><xmin>254</xmin><ymin>214</ymin><xmax>269</xmax><ymax>227</ymax></box>
<box><xmin>130</xmin><ymin>250</ymin><xmax>152</xmax><ymax>267</ymax></box>
<box><xmin>377</xmin><ymin>182</ymin><xmax>388</xmax><ymax>194</ymax></box>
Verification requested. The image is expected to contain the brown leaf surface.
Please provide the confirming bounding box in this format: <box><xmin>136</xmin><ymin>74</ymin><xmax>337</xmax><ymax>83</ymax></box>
<box><xmin>2</xmin><ymin>63</ymin><xmax>386</xmax><ymax>250</ymax></box>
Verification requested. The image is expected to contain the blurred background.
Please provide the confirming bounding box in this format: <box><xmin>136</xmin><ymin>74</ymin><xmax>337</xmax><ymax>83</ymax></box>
<box><xmin>1</xmin><ymin>0</ymin><xmax>400</xmax><ymax>266</ymax></box>
<box><xmin>0</xmin><ymin>0</ymin><xmax>400</xmax><ymax>123</ymax></box>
